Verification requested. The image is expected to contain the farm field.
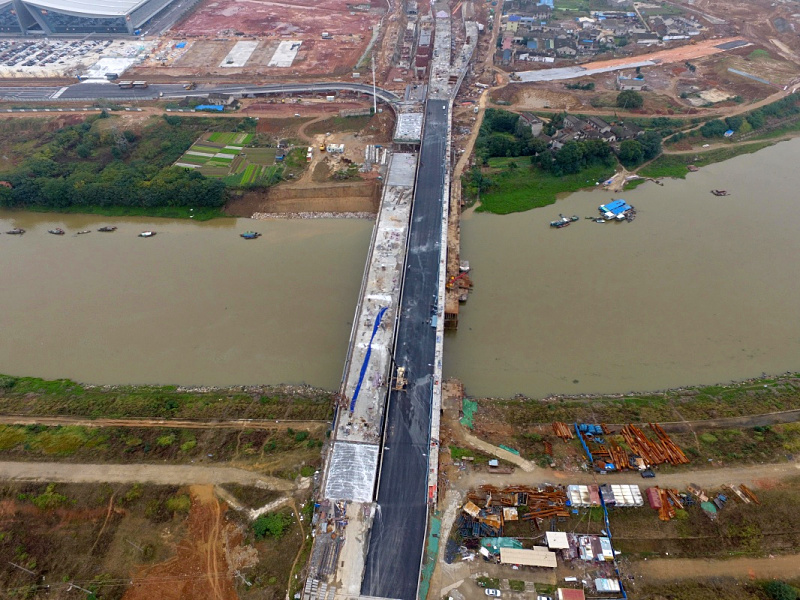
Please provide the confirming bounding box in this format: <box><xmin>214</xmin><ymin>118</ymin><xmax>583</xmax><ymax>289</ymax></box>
<box><xmin>174</xmin><ymin>132</ymin><xmax>280</xmax><ymax>186</ymax></box>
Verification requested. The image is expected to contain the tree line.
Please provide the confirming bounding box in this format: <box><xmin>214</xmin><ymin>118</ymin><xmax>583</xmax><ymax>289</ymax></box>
<box><xmin>0</xmin><ymin>113</ymin><xmax>233</xmax><ymax>210</ymax></box>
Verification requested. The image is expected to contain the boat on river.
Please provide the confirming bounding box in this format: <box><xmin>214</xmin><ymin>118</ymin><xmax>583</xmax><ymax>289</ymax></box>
<box><xmin>240</xmin><ymin>231</ymin><xmax>262</xmax><ymax>239</ymax></box>
<box><xmin>48</xmin><ymin>228</ymin><xmax>65</xmax><ymax>235</ymax></box>
<box><xmin>6</xmin><ymin>228</ymin><xmax>25</xmax><ymax>235</ymax></box>
<box><xmin>711</xmin><ymin>189</ymin><xmax>729</xmax><ymax>196</ymax></box>
<box><xmin>139</xmin><ymin>231</ymin><xmax>156</xmax><ymax>238</ymax></box>
<box><xmin>76</xmin><ymin>230</ymin><xmax>91</xmax><ymax>235</ymax></box>
<box><xmin>98</xmin><ymin>226</ymin><xmax>117</xmax><ymax>232</ymax></box>
<box><xmin>550</xmin><ymin>214</ymin><xmax>579</xmax><ymax>228</ymax></box>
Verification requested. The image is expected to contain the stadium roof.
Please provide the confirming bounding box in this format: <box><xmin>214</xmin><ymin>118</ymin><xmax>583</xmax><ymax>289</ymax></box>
<box><xmin>25</xmin><ymin>0</ymin><xmax>151</xmax><ymax>17</ymax></box>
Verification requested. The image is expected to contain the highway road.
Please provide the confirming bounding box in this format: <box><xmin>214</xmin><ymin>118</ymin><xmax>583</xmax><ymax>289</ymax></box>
<box><xmin>0</xmin><ymin>81</ymin><xmax>399</xmax><ymax>103</ymax></box>
<box><xmin>361</xmin><ymin>99</ymin><xmax>449</xmax><ymax>600</ymax></box>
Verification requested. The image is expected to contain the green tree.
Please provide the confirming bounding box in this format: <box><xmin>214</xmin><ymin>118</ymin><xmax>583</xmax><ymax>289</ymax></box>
<box><xmin>616</xmin><ymin>90</ymin><xmax>644</xmax><ymax>109</ymax></box>
<box><xmin>700</xmin><ymin>119</ymin><xmax>728</xmax><ymax>138</ymax></box>
<box><xmin>725</xmin><ymin>115</ymin><xmax>744</xmax><ymax>132</ymax></box>
<box><xmin>639</xmin><ymin>130</ymin><xmax>662</xmax><ymax>160</ymax></box>
<box><xmin>554</xmin><ymin>140</ymin><xmax>584</xmax><ymax>174</ymax></box>
<box><xmin>618</xmin><ymin>139</ymin><xmax>644</xmax><ymax>167</ymax></box>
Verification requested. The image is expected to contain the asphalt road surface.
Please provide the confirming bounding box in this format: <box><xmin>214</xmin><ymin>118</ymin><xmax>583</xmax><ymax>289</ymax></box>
<box><xmin>57</xmin><ymin>82</ymin><xmax>187</xmax><ymax>100</ymax></box>
<box><xmin>361</xmin><ymin>99</ymin><xmax>449</xmax><ymax>600</ymax></box>
<box><xmin>0</xmin><ymin>86</ymin><xmax>61</xmax><ymax>101</ymax></box>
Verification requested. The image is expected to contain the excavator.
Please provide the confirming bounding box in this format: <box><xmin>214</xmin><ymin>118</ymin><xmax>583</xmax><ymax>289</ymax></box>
<box><xmin>447</xmin><ymin>272</ymin><xmax>470</xmax><ymax>290</ymax></box>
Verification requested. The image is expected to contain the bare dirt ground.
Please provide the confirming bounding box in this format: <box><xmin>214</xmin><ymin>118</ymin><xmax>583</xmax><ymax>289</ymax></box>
<box><xmin>0</xmin><ymin>461</ymin><xmax>296</xmax><ymax>490</ymax></box>
<box><xmin>166</xmin><ymin>0</ymin><xmax>381</xmax><ymax>78</ymax></box>
<box><xmin>123</xmin><ymin>485</ymin><xmax>242</xmax><ymax>600</ymax></box>
<box><xmin>626</xmin><ymin>554</ymin><xmax>800</xmax><ymax>582</ymax></box>
<box><xmin>580</xmin><ymin>37</ymin><xmax>749</xmax><ymax>71</ymax></box>
<box><xmin>0</xmin><ymin>415</ymin><xmax>327</xmax><ymax>431</ymax></box>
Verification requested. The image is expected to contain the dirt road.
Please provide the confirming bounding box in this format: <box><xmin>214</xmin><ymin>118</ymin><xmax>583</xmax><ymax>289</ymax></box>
<box><xmin>0</xmin><ymin>460</ymin><xmax>295</xmax><ymax>490</ymax></box>
<box><xmin>627</xmin><ymin>553</ymin><xmax>800</xmax><ymax>582</ymax></box>
<box><xmin>0</xmin><ymin>414</ymin><xmax>328</xmax><ymax>431</ymax></box>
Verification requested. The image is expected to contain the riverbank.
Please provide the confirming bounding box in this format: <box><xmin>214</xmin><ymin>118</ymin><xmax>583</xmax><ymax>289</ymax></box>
<box><xmin>19</xmin><ymin>204</ymin><xmax>229</xmax><ymax>221</ymax></box>
<box><xmin>470</xmin><ymin>371</ymin><xmax>800</xmax><ymax>426</ymax></box>
<box><xmin>638</xmin><ymin>141</ymin><xmax>775</xmax><ymax>179</ymax></box>
<box><xmin>0</xmin><ymin>374</ymin><xmax>335</xmax><ymax>421</ymax></box>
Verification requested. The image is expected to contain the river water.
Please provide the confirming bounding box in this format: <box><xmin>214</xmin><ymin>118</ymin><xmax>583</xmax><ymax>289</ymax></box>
<box><xmin>0</xmin><ymin>213</ymin><xmax>372</xmax><ymax>388</ymax></box>
<box><xmin>445</xmin><ymin>138</ymin><xmax>800</xmax><ymax>397</ymax></box>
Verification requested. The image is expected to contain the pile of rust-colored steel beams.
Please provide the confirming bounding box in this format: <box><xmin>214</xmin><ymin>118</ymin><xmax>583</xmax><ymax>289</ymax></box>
<box><xmin>552</xmin><ymin>422</ymin><xmax>573</xmax><ymax>440</ymax></box>
<box><xmin>739</xmin><ymin>484</ymin><xmax>760</xmax><ymax>504</ymax></box>
<box><xmin>619</xmin><ymin>423</ymin><xmax>689</xmax><ymax>467</ymax></box>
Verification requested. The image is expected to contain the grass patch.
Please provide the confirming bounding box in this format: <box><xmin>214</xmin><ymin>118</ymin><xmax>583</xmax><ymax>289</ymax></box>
<box><xmin>476</xmin><ymin>159</ymin><xmax>613</xmax><ymax>214</ymax></box>
<box><xmin>623</xmin><ymin>178</ymin><xmax>647</xmax><ymax>190</ymax></box>
<box><xmin>638</xmin><ymin>142</ymin><xmax>773</xmax><ymax>179</ymax></box>
<box><xmin>509</xmin><ymin>580</ymin><xmax>526</xmax><ymax>592</ymax></box>
<box><xmin>305</xmin><ymin>114</ymin><xmax>373</xmax><ymax>136</ymax></box>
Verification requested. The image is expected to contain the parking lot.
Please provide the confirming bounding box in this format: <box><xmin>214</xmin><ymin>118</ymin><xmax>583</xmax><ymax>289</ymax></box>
<box><xmin>0</xmin><ymin>39</ymin><xmax>150</xmax><ymax>78</ymax></box>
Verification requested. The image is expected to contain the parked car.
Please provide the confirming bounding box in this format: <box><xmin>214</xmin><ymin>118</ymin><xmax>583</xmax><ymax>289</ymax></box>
<box><xmin>641</xmin><ymin>469</ymin><xmax>656</xmax><ymax>478</ymax></box>
<box><xmin>485</xmin><ymin>590</ymin><xmax>501</xmax><ymax>597</ymax></box>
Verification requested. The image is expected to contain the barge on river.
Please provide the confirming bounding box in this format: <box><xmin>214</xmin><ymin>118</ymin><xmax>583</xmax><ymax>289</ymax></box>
<box><xmin>598</xmin><ymin>199</ymin><xmax>636</xmax><ymax>222</ymax></box>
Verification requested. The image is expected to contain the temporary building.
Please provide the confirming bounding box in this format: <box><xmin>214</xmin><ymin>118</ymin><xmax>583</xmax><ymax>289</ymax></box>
<box><xmin>557</xmin><ymin>589</ymin><xmax>586</xmax><ymax>600</ymax></box>
<box><xmin>595</xmin><ymin>578</ymin><xmax>621</xmax><ymax>592</ymax></box>
<box><xmin>545</xmin><ymin>531</ymin><xmax>570</xmax><ymax>550</ymax></box>
<box><xmin>499</xmin><ymin>547</ymin><xmax>557</xmax><ymax>568</ymax></box>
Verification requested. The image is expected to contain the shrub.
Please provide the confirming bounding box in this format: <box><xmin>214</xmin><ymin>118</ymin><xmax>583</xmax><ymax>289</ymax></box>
<box><xmin>165</xmin><ymin>494</ymin><xmax>191</xmax><ymax>514</ymax></box>
<box><xmin>31</xmin><ymin>484</ymin><xmax>72</xmax><ymax>510</ymax></box>
<box><xmin>180</xmin><ymin>440</ymin><xmax>197</xmax><ymax>452</ymax></box>
<box><xmin>156</xmin><ymin>434</ymin><xmax>176</xmax><ymax>447</ymax></box>
<box><xmin>252</xmin><ymin>511</ymin><xmax>293</xmax><ymax>540</ymax></box>
<box><xmin>763</xmin><ymin>581</ymin><xmax>798</xmax><ymax>600</ymax></box>
<box><xmin>699</xmin><ymin>433</ymin><xmax>718</xmax><ymax>444</ymax></box>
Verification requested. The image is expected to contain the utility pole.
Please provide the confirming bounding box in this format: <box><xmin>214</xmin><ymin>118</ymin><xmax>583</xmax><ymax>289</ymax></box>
<box><xmin>8</xmin><ymin>562</ymin><xmax>35</xmax><ymax>576</ymax></box>
<box><xmin>371</xmin><ymin>55</ymin><xmax>377</xmax><ymax>115</ymax></box>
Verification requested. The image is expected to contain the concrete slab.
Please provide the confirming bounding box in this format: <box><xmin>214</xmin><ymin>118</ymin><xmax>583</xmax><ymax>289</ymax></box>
<box><xmin>268</xmin><ymin>40</ymin><xmax>303</xmax><ymax>67</ymax></box>
<box><xmin>394</xmin><ymin>113</ymin><xmax>424</xmax><ymax>144</ymax></box>
<box><xmin>219</xmin><ymin>41</ymin><xmax>259</xmax><ymax>68</ymax></box>
<box><xmin>325</xmin><ymin>441</ymin><xmax>379</xmax><ymax>502</ymax></box>
<box><xmin>386</xmin><ymin>153</ymin><xmax>417</xmax><ymax>187</ymax></box>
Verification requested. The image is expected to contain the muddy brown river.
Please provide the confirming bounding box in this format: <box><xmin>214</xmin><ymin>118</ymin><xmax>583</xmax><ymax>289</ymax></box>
<box><xmin>3</xmin><ymin>140</ymin><xmax>800</xmax><ymax>395</ymax></box>
<box><xmin>0</xmin><ymin>214</ymin><xmax>372</xmax><ymax>388</ymax></box>
<box><xmin>445</xmin><ymin>138</ymin><xmax>800</xmax><ymax>397</ymax></box>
